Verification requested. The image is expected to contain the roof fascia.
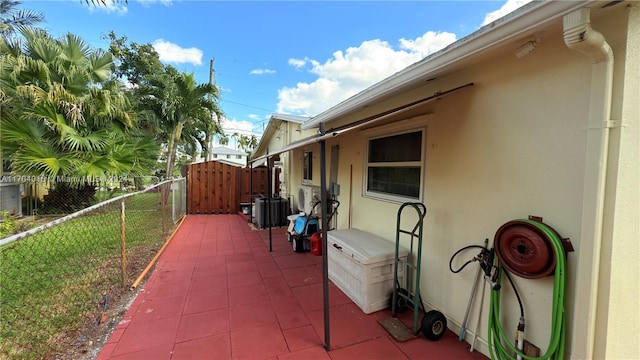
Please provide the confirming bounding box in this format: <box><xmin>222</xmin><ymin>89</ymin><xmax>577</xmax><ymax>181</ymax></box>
<box><xmin>302</xmin><ymin>0</ymin><xmax>596</xmax><ymax>130</ymax></box>
<box><xmin>271</xmin><ymin>113</ymin><xmax>310</xmax><ymax>124</ymax></box>
<box><xmin>252</xmin><ymin>118</ymin><xmax>282</xmax><ymax>158</ymax></box>
<box><xmin>253</xmin><ymin>114</ymin><xmax>311</xmax><ymax>158</ymax></box>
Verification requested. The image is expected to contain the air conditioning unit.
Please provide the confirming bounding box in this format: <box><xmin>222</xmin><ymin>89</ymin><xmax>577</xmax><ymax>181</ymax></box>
<box><xmin>1</xmin><ymin>183</ymin><xmax>22</xmax><ymax>218</ymax></box>
<box><xmin>297</xmin><ymin>185</ymin><xmax>321</xmax><ymax>215</ymax></box>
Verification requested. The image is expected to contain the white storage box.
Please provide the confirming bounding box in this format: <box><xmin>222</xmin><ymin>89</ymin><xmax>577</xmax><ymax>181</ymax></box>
<box><xmin>327</xmin><ymin>228</ymin><xmax>408</xmax><ymax>314</ymax></box>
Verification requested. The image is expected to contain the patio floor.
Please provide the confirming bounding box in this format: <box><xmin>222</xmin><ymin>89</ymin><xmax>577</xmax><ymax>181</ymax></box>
<box><xmin>97</xmin><ymin>214</ymin><xmax>488</xmax><ymax>360</ymax></box>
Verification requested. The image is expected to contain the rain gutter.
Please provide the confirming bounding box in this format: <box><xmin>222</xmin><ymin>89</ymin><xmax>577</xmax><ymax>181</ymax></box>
<box><xmin>303</xmin><ymin>0</ymin><xmax>595</xmax><ymax>130</ymax></box>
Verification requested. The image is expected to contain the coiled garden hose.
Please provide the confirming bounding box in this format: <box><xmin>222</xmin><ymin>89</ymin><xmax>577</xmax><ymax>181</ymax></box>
<box><xmin>449</xmin><ymin>244</ymin><xmax>487</xmax><ymax>273</ymax></box>
<box><xmin>488</xmin><ymin>219</ymin><xmax>567</xmax><ymax>360</ymax></box>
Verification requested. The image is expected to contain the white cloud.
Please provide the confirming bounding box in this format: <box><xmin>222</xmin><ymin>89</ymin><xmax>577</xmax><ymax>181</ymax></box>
<box><xmin>250</xmin><ymin>68</ymin><xmax>276</xmax><ymax>75</ymax></box>
<box><xmin>137</xmin><ymin>0</ymin><xmax>173</xmax><ymax>7</ymax></box>
<box><xmin>399</xmin><ymin>31</ymin><xmax>457</xmax><ymax>56</ymax></box>
<box><xmin>277</xmin><ymin>31</ymin><xmax>456</xmax><ymax>116</ymax></box>
<box><xmin>88</xmin><ymin>0</ymin><xmax>174</xmax><ymax>14</ymax></box>
<box><xmin>152</xmin><ymin>39</ymin><xmax>203</xmax><ymax>66</ymax></box>
<box><xmin>88</xmin><ymin>0</ymin><xmax>128</xmax><ymax>15</ymax></box>
<box><xmin>482</xmin><ymin>0</ymin><xmax>534</xmax><ymax>26</ymax></box>
<box><xmin>221</xmin><ymin>118</ymin><xmax>255</xmax><ymax>136</ymax></box>
<box><xmin>288</xmin><ymin>58</ymin><xmax>307</xmax><ymax>69</ymax></box>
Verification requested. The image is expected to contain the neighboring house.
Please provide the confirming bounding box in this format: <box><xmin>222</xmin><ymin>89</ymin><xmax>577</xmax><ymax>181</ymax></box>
<box><xmin>252</xmin><ymin>113</ymin><xmax>312</xmax><ymax>201</ymax></box>
<box><xmin>252</xmin><ymin>2</ymin><xmax>639</xmax><ymax>360</ymax></box>
<box><xmin>207</xmin><ymin>146</ymin><xmax>248</xmax><ymax>167</ymax></box>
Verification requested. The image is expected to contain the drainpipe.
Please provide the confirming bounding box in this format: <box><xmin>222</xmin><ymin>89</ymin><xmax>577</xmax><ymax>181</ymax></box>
<box><xmin>563</xmin><ymin>8</ymin><xmax>614</xmax><ymax>360</ymax></box>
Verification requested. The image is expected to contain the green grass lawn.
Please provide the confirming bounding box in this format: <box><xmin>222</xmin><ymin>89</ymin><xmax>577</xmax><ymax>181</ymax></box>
<box><xmin>0</xmin><ymin>192</ymin><xmax>173</xmax><ymax>359</ymax></box>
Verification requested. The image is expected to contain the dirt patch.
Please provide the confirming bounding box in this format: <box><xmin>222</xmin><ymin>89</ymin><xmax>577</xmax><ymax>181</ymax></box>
<box><xmin>53</xmin><ymin>259</ymin><xmax>157</xmax><ymax>360</ymax></box>
<box><xmin>53</xmin><ymin>281</ymin><xmax>148</xmax><ymax>360</ymax></box>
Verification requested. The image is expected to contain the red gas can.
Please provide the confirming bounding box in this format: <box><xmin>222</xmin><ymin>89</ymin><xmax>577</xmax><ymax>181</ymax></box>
<box><xmin>310</xmin><ymin>232</ymin><xmax>322</xmax><ymax>256</ymax></box>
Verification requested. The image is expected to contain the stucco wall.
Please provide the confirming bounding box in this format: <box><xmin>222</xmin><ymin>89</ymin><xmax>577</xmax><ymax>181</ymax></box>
<box><xmin>280</xmin><ymin>5</ymin><xmax>636</xmax><ymax>359</ymax></box>
<box><xmin>329</xmin><ymin>38</ymin><xmax>590</xmax><ymax>354</ymax></box>
<box><xmin>283</xmin><ymin>6</ymin><xmax>635</xmax><ymax>359</ymax></box>
<box><xmin>599</xmin><ymin>4</ymin><xmax>640</xmax><ymax>360</ymax></box>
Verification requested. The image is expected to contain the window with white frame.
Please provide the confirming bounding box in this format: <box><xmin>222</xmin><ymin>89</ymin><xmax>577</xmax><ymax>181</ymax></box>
<box><xmin>365</xmin><ymin>129</ymin><xmax>424</xmax><ymax>202</ymax></box>
<box><xmin>303</xmin><ymin>150</ymin><xmax>313</xmax><ymax>182</ymax></box>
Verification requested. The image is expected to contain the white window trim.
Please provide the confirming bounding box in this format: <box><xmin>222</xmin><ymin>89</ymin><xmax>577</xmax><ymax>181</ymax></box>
<box><xmin>302</xmin><ymin>149</ymin><xmax>313</xmax><ymax>185</ymax></box>
<box><xmin>363</xmin><ymin>126</ymin><xmax>426</xmax><ymax>204</ymax></box>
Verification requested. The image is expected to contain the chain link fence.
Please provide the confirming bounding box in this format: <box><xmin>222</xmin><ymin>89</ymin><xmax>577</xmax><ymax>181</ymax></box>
<box><xmin>0</xmin><ymin>177</ymin><xmax>186</xmax><ymax>359</ymax></box>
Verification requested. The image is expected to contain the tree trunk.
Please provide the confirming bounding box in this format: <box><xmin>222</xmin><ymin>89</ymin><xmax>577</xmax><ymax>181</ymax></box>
<box><xmin>165</xmin><ymin>120</ymin><xmax>185</xmax><ymax>179</ymax></box>
<box><xmin>204</xmin><ymin>131</ymin><xmax>210</xmax><ymax>161</ymax></box>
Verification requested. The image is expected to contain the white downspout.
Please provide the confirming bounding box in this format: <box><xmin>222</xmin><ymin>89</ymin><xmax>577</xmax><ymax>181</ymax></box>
<box><xmin>563</xmin><ymin>8</ymin><xmax>614</xmax><ymax>360</ymax></box>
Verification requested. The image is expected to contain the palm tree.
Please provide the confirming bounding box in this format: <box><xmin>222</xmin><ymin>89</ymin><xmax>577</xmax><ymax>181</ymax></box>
<box><xmin>0</xmin><ymin>0</ymin><xmax>43</xmax><ymax>38</ymax></box>
<box><xmin>237</xmin><ymin>134</ymin><xmax>250</xmax><ymax>152</ymax></box>
<box><xmin>248</xmin><ymin>135</ymin><xmax>259</xmax><ymax>151</ymax></box>
<box><xmin>145</xmin><ymin>72</ymin><xmax>222</xmax><ymax>178</ymax></box>
<box><xmin>1</xmin><ymin>28</ymin><xmax>158</xmax><ymax>183</ymax></box>
<box><xmin>218</xmin><ymin>133</ymin><xmax>229</xmax><ymax>146</ymax></box>
<box><xmin>231</xmin><ymin>132</ymin><xmax>240</xmax><ymax>151</ymax></box>
<box><xmin>0</xmin><ymin>0</ymin><xmax>43</xmax><ymax>174</ymax></box>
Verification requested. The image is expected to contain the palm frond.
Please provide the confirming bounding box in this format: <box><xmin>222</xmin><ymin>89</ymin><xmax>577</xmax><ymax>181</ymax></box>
<box><xmin>59</xmin><ymin>33</ymin><xmax>91</xmax><ymax>67</ymax></box>
<box><xmin>0</xmin><ymin>111</ymin><xmax>47</xmax><ymax>148</ymax></box>
<box><xmin>74</xmin><ymin>156</ymin><xmax>113</xmax><ymax>179</ymax></box>
<box><xmin>88</xmin><ymin>48</ymin><xmax>113</xmax><ymax>82</ymax></box>
<box><xmin>11</xmin><ymin>151</ymin><xmax>68</xmax><ymax>178</ymax></box>
<box><xmin>62</xmin><ymin>129</ymin><xmax>109</xmax><ymax>152</ymax></box>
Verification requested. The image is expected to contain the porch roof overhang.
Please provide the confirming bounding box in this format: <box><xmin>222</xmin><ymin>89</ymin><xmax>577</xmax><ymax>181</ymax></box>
<box><xmin>301</xmin><ymin>0</ymin><xmax>597</xmax><ymax>130</ymax></box>
<box><xmin>250</xmin><ymin>82</ymin><xmax>473</xmax><ymax>164</ymax></box>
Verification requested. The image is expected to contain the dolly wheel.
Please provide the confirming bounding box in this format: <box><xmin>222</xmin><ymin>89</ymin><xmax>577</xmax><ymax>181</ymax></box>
<box><xmin>421</xmin><ymin>310</ymin><xmax>447</xmax><ymax>341</ymax></box>
<box><xmin>389</xmin><ymin>288</ymin><xmax>410</xmax><ymax>314</ymax></box>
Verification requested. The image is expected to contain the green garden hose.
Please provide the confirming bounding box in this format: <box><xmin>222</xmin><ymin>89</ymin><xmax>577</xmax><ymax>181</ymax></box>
<box><xmin>488</xmin><ymin>219</ymin><xmax>567</xmax><ymax>360</ymax></box>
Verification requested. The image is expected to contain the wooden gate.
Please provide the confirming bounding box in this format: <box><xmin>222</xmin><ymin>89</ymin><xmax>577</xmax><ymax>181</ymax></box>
<box><xmin>186</xmin><ymin>161</ymin><xmax>280</xmax><ymax>214</ymax></box>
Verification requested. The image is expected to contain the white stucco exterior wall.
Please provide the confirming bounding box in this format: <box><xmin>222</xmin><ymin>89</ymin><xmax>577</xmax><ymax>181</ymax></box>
<box><xmin>283</xmin><ymin>5</ymin><xmax>637</xmax><ymax>358</ymax></box>
<box><xmin>278</xmin><ymin>4</ymin><xmax>637</xmax><ymax>359</ymax></box>
<box><xmin>600</xmin><ymin>4</ymin><xmax>640</xmax><ymax>360</ymax></box>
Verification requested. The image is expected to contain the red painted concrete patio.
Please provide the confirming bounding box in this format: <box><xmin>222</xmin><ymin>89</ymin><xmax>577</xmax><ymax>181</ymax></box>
<box><xmin>97</xmin><ymin>214</ymin><xmax>488</xmax><ymax>360</ymax></box>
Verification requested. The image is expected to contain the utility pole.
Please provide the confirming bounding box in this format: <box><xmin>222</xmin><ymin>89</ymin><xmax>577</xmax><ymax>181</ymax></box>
<box><xmin>205</xmin><ymin>58</ymin><xmax>216</xmax><ymax>161</ymax></box>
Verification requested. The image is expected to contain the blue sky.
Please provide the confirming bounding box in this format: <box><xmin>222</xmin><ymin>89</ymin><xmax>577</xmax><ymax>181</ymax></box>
<box><xmin>25</xmin><ymin>0</ymin><xmax>529</xmax><ymax>141</ymax></box>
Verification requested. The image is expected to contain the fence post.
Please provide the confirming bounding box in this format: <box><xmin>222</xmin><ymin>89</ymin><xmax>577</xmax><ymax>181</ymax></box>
<box><xmin>162</xmin><ymin>183</ymin><xmax>167</xmax><ymax>234</ymax></box>
<box><xmin>120</xmin><ymin>199</ymin><xmax>127</xmax><ymax>287</ymax></box>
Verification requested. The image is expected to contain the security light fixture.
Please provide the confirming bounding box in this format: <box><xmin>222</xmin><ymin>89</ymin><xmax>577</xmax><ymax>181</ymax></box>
<box><xmin>515</xmin><ymin>41</ymin><xmax>537</xmax><ymax>58</ymax></box>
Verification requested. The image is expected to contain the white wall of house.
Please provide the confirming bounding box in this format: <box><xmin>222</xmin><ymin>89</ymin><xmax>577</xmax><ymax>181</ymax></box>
<box><xmin>254</xmin><ymin>117</ymin><xmax>316</xmax><ymax>207</ymax></box>
<box><xmin>207</xmin><ymin>146</ymin><xmax>247</xmax><ymax>167</ymax></box>
<box><xmin>285</xmin><ymin>4</ymin><xmax>638</xmax><ymax>359</ymax></box>
<box><xmin>600</xmin><ymin>5</ymin><xmax>639</xmax><ymax>359</ymax></box>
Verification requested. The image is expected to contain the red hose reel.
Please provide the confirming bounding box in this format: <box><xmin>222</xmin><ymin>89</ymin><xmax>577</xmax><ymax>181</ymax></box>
<box><xmin>494</xmin><ymin>216</ymin><xmax>574</xmax><ymax>279</ymax></box>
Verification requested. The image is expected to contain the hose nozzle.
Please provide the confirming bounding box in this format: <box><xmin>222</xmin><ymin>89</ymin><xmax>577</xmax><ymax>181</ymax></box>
<box><xmin>484</xmin><ymin>275</ymin><xmax>501</xmax><ymax>291</ymax></box>
<box><xmin>480</xmin><ymin>245</ymin><xmax>501</xmax><ymax>290</ymax></box>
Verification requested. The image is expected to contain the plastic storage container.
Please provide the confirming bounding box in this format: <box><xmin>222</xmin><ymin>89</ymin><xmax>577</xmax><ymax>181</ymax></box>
<box><xmin>327</xmin><ymin>228</ymin><xmax>408</xmax><ymax>314</ymax></box>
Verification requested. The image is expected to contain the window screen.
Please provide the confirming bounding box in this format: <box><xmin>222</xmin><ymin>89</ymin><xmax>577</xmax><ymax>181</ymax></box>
<box><xmin>365</xmin><ymin>130</ymin><xmax>423</xmax><ymax>201</ymax></box>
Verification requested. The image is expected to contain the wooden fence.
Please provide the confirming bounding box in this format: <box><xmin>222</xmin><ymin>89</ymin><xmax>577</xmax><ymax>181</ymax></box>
<box><xmin>186</xmin><ymin>161</ymin><xmax>280</xmax><ymax>214</ymax></box>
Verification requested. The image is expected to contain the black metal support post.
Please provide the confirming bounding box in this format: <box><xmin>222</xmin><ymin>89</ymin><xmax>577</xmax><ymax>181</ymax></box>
<box><xmin>319</xmin><ymin>123</ymin><xmax>330</xmax><ymax>350</ymax></box>
<box><xmin>267</xmin><ymin>154</ymin><xmax>273</xmax><ymax>252</ymax></box>
<box><xmin>249</xmin><ymin>162</ymin><xmax>253</xmax><ymax>223</ymax></box>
